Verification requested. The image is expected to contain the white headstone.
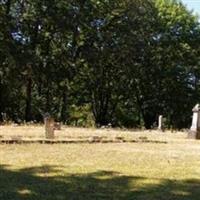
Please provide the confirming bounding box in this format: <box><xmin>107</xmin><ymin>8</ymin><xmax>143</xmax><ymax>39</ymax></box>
<box><xmin>158</xmin><ymin>115</ymin><xmax>163</xmax><ymax>130</ymax></box>
<box><xmin>189</xmin><ymin>104</ymin><xmax>200</xmax><ymax>139</ymax></box>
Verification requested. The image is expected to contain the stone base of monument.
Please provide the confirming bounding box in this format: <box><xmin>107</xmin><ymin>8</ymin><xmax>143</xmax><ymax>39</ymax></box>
<box><xmin>188</xmin><ymin>130</ymin><xmax>197</xmax><ymax>139</ymax></box>
<box><xmin>188</xmin><ymin>130</ymin><xmax>200</xmax><ymax>139</ymax></box>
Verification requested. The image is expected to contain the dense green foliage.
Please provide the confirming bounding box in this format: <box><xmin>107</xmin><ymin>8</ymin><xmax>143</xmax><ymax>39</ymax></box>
<box><xmin>0</xmin><ymin>0</ymin><xmax>200</xmax><ymax>129</ymax></box>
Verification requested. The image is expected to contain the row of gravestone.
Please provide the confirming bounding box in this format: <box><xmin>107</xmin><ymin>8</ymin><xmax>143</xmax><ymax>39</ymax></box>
<box><xmin>44</xmin><ymin>104</ymin><xmax>200</xmax><ymax>140</ymax></box>
<box><xmin>158</xmin><ymin>104</ymin><xmax>200</xmax><ymax>139</ymax></box>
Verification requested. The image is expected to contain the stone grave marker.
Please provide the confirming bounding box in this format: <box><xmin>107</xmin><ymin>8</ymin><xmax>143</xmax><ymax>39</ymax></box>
<box><xmin>158</xmin><ymin>115</ymin><xmax>163</xmax><ymax>131</ymax></box>
<box><xmin>188</xmin><ymin>104</ymin><xmax>200</xmax><ymax>139</ymax></box>
<box><xmin>44</xmin><ymin>115</ymin><xmax>55</xmax><ymax>139</ymax></box>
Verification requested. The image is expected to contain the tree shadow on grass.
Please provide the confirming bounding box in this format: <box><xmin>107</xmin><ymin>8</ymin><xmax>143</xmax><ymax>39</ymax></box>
<box><xmin>0</xmin><ymin>165</ymin><xmax>200</xmax><ymax>200</ymax></box>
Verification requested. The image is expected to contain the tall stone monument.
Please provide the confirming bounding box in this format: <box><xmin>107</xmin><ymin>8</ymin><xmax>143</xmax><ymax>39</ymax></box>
<box><xmin>188</xmin><ymin>104</ymin><xmax>200</xmax><ymax>139</ymax></box>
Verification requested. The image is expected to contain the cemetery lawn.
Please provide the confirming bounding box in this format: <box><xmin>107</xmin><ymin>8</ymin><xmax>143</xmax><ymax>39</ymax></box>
<box><xmin>1</xmin><ymin>136</ymin><xmax>200</xmax><ymax>200</ymax></box>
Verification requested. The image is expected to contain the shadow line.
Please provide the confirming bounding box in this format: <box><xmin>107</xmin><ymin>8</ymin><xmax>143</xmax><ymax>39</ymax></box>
<box><xmin>0</xmin><ymin>165</ymin><xmax>200</xmax><ymax>200</ymax></box>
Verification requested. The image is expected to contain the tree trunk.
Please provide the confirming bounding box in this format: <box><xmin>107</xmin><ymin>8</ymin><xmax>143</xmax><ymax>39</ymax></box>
<box><xmin>0</xmin><ymin>83</ymin><xmax>3</xmax><ymax>122</ymax></box>
<box><xmin>6</xmin><ymin>0</ymin><xmax>11</xmax><ymax>15</ymax></box>
<box><xmin>95</xmin><ymin>117</ymin><xmax>109</xmax><ymax>127</ymax></box>
<box><xmin>142</xmin><ymin>112</ymin><xmax>156</xmax><ymax>129</ymax></box>
<box><xmin>25</xmin><ymin>77</ymin><xmax>32</xmax><ymax>121</ymax></box>
<box><xmin>61</xmin><ymin>89</ymin><xmax>67</xmax><ymax>122</ymax></box>
<box><xmin>46</xmin><ymin>87</ymin><xmax>50</xmax><ymax>112</ymax></box>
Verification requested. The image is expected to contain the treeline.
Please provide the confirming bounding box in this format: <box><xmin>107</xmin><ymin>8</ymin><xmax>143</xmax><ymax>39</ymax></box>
<box><xmin>1</xmin><ymin>0</ymin><xmax>200</xmax><ymax>129</ymax></box>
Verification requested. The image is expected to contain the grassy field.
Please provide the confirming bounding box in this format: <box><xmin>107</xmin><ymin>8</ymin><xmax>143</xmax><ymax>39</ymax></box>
<box><xmin>1</xmin><ymin>126</ymin><xmax>200</xmax><ymax>200</ymax></box>
<box><xmin>0</xmin><ymin>125</ymin><xmax>187</xmax><ymax>141</ymax></box>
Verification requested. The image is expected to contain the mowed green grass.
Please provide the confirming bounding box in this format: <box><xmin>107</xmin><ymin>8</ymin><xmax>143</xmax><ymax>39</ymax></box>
<box><xmin>1</xmin><ymin>133</ymin><xmax>200</xmax><ymax>199</ymax></box>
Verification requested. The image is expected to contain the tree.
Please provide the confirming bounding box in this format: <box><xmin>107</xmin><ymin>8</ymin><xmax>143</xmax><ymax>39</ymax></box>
<box><xmin>1</xmin><ymin>0</ymin><xmax>200</xmax><ymax>129</ymax></box>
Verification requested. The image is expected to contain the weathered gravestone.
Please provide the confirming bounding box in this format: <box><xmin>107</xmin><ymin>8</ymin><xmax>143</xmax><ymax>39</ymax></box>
<box><xmin>158</xmin><ymin>115</ymin><xmax>163</xmax><ymax>131</ymax></box>
<box><xmin>188</xmin><ymin>104</ymin><xmax>200</xmax><ymax>139</ymax></box>
<box><xmin>44</xmin><ymin>115</ymin><xmax>55</xmax><ymax>139</ymax></box>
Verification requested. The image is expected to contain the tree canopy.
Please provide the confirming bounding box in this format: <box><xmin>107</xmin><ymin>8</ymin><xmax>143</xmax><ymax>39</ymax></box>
<box><xmin>0</xmin><ymin>0</ymin><xmax>200</xmax><ymax>129</ymax></box>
